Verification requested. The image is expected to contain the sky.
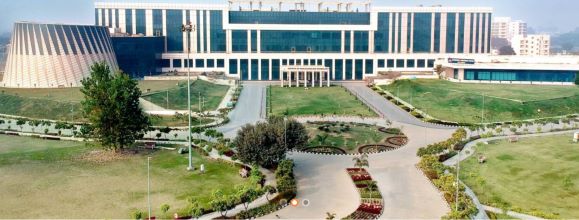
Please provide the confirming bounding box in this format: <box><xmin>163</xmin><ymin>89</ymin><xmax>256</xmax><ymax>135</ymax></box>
<box><xmin>0</xmin><ymin>0</ymin><xmax>578</xmax><ymax>34</ymax></box>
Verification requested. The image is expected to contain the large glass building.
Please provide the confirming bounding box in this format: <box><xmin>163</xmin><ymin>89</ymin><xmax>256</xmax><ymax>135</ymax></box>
<box><xmin>95</xmin><ymin>1</ymin><xmax>493</xmax><ymax>81</ymax></box>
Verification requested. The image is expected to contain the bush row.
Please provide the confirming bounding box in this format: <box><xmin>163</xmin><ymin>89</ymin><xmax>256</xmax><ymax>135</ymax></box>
<box><xmin>237</xmin><ymin>159</ymin><xmax>297</xmax><ymax>219</ymax></box>
<box><xmin>417</xmin><ymin>128</ymin><xmax>467</xmax><ymax>157</ymax></box>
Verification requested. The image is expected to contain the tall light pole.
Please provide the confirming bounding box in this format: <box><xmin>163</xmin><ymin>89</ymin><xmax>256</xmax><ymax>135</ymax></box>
<box><xmin>455</xmin><ymin>150</ymin><xmax>460</xmax><ymax>213</ymax></box>
<box><xmin>481</xmin><ymin>93</ymin><xmax>485</xmax><ymax>124</ymax></box>
<box><xmin>182</xmin><ymin>22</ymin><xmax>195</xmax><ymax>171</ymax></box>
<box><xmin>147</xmin><ymin>156</ymin><xmax>152</xmax><ymax>219</ymax></box>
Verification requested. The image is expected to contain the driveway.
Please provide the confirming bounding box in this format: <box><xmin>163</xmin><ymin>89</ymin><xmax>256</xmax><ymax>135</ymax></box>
<box><xmin>341</xmin><ymin>83</ymin><xmax>453</xmax><ymax>129</ymax></box>
<box><xmin>217</xmin><ymin>82</ymin><xmax>267</xmax><ymax>138</ymax></box>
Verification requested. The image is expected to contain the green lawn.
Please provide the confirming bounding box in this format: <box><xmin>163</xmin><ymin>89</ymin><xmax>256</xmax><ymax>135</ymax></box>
<box><xmin>305</xmin><ymin>122</ymin><xmax>396</xmax><ymax>153</ymax></box>
<box><xmin>460</xmin><ymin>134</ymin><xmax>579</xmax><ymax>218</ymax></box>
<box><xmin>0</xmin><ymin>135</ymin><xmax>249</xmax><ymax>218</ymax></box>
<box><xmin>0</xmin><ymin>80</ymin><xmax>184</xmax><ymax>121</ymax></box>
<box><xmin>142</xmin><ymin>80</ymin><xmax>229</xmax><ymax>111</ymax></box>
<box><xmin>269</xmin><ymin>86</ymin><xmax>376</xmax><ymax>117</ymax></box>
<box><xmin>380</xmin><ymin>79</ymin><xmax>579</xmax><ymax>123</ymax></box>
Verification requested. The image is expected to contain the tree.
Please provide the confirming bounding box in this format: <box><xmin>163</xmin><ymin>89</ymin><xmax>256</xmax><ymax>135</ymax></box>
<box><xmin>190</xmin><ymin>126</ymin><xmax>205</xmax><ymax>139</ymax></box>
<box><xmin>189</xmin><ymin>201</ymin><xmax>203</xmax><ymax>219</ymax></box>
<box><xmin>367</xmin><ymin>181</ymin><xmax>378</xmax><ymax>199</ymax></box>
<box><xmin>80</xmin><ymin>62</ymin><xmax>150</xmax><ymax>150</ymax></box>
<box><xmin>129</xmin><ymin>209</ymin><xmax>143</xmax><ymax>220</ymax></box>
<box><xmin>352</xmin><ymin>153</ymin><xmax>369</xmax><ymax>169</ymax></box>
<box><xmin>236</xmin><ymin>186</ymin><xmax>260</xmax><ymax>211</ymax></box>
<box><xmin>160</xmin><ymin>204</ymin><xmax>170</xmax><ymax>214</ymax></box>
<box><xmin>234</xmin><ymin>117</ymin><xmax>307</xmax><ymax>168</ymax></box>
<box><xmin>160</xmin><ymin>127</ymin><xmax>172</xmax><ymax>139</ymax></box>
<box><xmin>326</xmin><ymin>212</ymin><xmax>336</xmax><ymax>220</ymax></box>
<box><xmin>498</xmin><ymin>45</ymin><xmax>516</xmax><ymax>55</ymax></box>
<box><xmin>315</xmin><ymin>134</ymin><xmax>329</xmax><ymax>146</ymax></box>
<box><xmin>16</xmin><ymin>119</ymin><xmax>26</xmax><ymax>132</ymax></box>
<box><xmin>209</xmin><ymin>190</ymin><xmax>235</xmax><ymax>217</ymax></box>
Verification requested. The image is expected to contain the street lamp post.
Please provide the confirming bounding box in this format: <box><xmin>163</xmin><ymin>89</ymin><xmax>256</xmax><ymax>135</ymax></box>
<box><xmin>455</xmin><ymin>150</ymin><xmax>460</xmax><ymax>213</ymax></box>
<box><xmin>147</xmin><ymin>156</ymin><xmax>152</xmax><ymax>219</ymax></box>
<box><xmin>182</xmin><ymin>22</ymin><xmax>195</xmax><ymax>171</ymax></box>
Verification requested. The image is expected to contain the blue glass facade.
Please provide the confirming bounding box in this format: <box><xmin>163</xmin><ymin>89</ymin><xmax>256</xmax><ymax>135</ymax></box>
<box><xmin>261</xmin><ymin>31</ymin><xmax>341</xmax><ymax>52</ymax></box>
<box><xmin>136</xmin><ymin>9</ymin><xmax>146</xmax><ymax>35</ymax></box>
<box><xmin>354</xmin><ymin>31</ymin><xmax>368</xmax><ymax>53</ymax></box>
<box><xmin>446</xmin><ymin>13</ymin><xmax>456</xmax><ymax>53</ymax></box>
<box><xmin>375</xmin><ymin>13</ymin><xmax>390</xmax><ymax>53</ymax></box>
<box><xmin>229</xmin><ymin>11</ymin><xmax>370</xmax><ymax>25</ymax></box>
<box><xmin>413</xmin><ymin>13</ymin><xmax>432</xmax><ymax>53</ymax></box>
<box><xmin>464</xmin><ymin>69</ymin><xmax>577</xmax><ymax>82</ymax></box>
<box><xmin>166</xmin><ymin>10</ymin><xmax>183</xmax><ymax>52</ymax></box>
<box><xmin>210</xmin><ymin>11</ymin><xmax>226</xmax><ymax>52</ymax></box>
<box><xmin>125</xmin><ymin>9</ymin><xmax>133</xmax><ymax>35</ymax></box>
<box><xmin>111</xmin><ymin>36</ymin><xmax>164</xmax><ymax>78</ymax></box>
<box><xmin>232</xmin><ymin>30</ymin><xmax>247</xmax><ymax>52</ymax></box>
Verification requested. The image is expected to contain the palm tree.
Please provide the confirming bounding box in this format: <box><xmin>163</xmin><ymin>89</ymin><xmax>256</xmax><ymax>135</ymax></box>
<box><xmin>316</xmin><ymin>134</ymin><xmax>329</xmax><ymax>146</ymax></box>
<box><xmin>367</xmin><ymin>181</ymin><xmax>378</xmax><ymax>199</ymax></box>
<box><xmin>353</xmin><ymin>153</ymin><xmax>369</xmax><ymax>169</ymax></box>
<box><xmin>325</xmin><ymin>212</ymin><xmax>336</xmax><ymax>220</ymax></box>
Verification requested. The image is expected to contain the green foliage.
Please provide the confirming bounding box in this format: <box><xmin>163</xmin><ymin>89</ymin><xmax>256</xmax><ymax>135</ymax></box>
<box><xmin>417</xmin><ymin>128</ymin><xmax>466</xmax><ymax>156</ymax></box>
<box><xmin>209</xmin><ymin>189</ymin><xmax>236</xmax><ymax>217</ymax></box>
<box><xmin>160</xmin><ymin>204</ymin><xmax>170</xmax><ymax>214</ymax></box>
<box><xmin>236</xmin><ymin>185</ymin><xmax>261</xmax><ymax>211</ymax></box>
<box><xmin>352</xmin><ymin>153</ymin><xmax>369</xmax><ymax>169</ymax></box>
<box><xmin>80</xmin><ymin>62</ymin><xmax>150</xmax><ymax>150</ymax></box>
<box><xmin>129</xmin><ymin>209</ymin><xmax>143</xmax><ymax>220</ymax></box>
<box><xmin>234</xmin><ymin>117</ymin><xmax>307</xmax><ymax>168</ymax></box>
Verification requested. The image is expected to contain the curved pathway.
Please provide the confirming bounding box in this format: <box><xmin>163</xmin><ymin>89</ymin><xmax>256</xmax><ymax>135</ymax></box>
<box><xmin>264</xmin><ymin>121</ymin><xmax>455</xmax><ymax>219</ymax></box>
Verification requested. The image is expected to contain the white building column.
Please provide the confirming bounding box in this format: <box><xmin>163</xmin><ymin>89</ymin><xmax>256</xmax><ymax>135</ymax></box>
<box><xmin>258</xmin><ymin>59</ymin><xmax>262</xmax><ymax>80</ymax></box>
<box><xmin>289</xmin><ymin>71</ymin><xmax>292</xmax><ymax>87</ymax></box>
<box><xmin>341</xmin><ymin>31</ymin><xmax>345</xmax><ymax>53</ymax></box>
<box><xmin>350</xmin><ymin>31</ymin><xmax>354</xmax><ymax>53</ymax></box>
<box><xmin>319</xmin><ymin>72</ymin><xmax>323</xmax><ymax>87</ymax></box>
<box><xmin>281</xmin><ymin>71</ymin><xmax>284</xmax><ymax>87</ymax></box>
<box><xmin>145</xmin><ymin>9</ymin><xmax>153</xmax><ymax>36</ymax></box>
<box><xmin>327</xmin><ymin>71</ymin><xmax>330</xmax><ymax>87</ymax></box>
<box><xmin>162</xmin><ymin>10</ymin><xmax>167</xmax><ymax>36</ymax></box>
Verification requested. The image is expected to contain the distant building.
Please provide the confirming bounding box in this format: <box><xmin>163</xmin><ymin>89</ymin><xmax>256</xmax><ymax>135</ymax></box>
<box><xmin>491</xmin><ymin>17</ymin><xmax>527</xmax><ymax>42</ymax></box>
<box><xmin>511</xmin><ymin>34</ymin><xmax>550</xmax><ymax>56</ymax></box>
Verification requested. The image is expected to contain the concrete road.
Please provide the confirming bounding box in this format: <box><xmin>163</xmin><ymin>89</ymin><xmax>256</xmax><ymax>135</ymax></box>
<box><xmin>217</xmin><ymin>82</ymin><xmax>267</xmax><ymax>138</ymax></box>
<box><xmin>341</xmin><ymin>83</ymin><xmax>453</xmax><ymax>129</ymax></box>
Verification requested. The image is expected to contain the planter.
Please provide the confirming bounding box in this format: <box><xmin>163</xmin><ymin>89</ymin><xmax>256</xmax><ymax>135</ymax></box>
<box><xmin>357</xmin><ymin>144</ymin><xmax>396</xmax><ymax>154</ymax></box>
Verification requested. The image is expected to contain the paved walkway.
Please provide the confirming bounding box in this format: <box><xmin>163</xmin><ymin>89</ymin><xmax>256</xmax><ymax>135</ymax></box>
<box><xmin>484</xmin><ymin>205</ymin><xmax>545</xmax><ymax>220</ymax></box>
<box><xmin>341</xmin><ymin>83</ymin><xmax>454</xmax><ymax>129</ymax></box>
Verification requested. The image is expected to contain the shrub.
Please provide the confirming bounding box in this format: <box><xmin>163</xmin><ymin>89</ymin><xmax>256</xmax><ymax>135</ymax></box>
<box><xmin>160</xmin><ymin>204</ymin><xmax>170</xmax><ymax>214</ymax></box>
<box><xmin>129</xmin><ymin>209</ymin><xmax>143</xmax><ymax>220</ymax></box>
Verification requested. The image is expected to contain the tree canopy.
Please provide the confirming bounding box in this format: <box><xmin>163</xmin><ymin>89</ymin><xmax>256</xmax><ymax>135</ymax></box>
<box><xmin>233</xmin><ymin>116</ymin><xmax>308</xmax><ymax>168</ymax></box>
<box><xmin>80</xmin><ymin>62</ymin><xmax>150</xmax><ymax>150</ymax></box>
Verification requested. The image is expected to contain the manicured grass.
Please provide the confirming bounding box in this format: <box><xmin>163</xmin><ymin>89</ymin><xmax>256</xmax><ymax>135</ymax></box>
<box><xmin>0</xmin><ymin>80</ymin><xmax>183</xmax><ymax>121</ymax></box>
<box><xmin>0</xmin><ymin>93</ymin><xmax>82</xmax><ymax>121</ymax></box>
<box><xmin>0</xmin><ymin>135</ymin><xmax>249</xmax><ymax>218</ymax></box>
<box><xmin>149</xmin><ymin>114</ymin><xmax>215</xmax><ymax>127</ymax></box>
<box><xmin>269</xmin><ymin>86</ymin><xmax>376</xmax><ymax>117</ymax></box>
<box><xmin>460</xmin><ymin>135</ymin><xmax>579</xmax><ymax>218</ymax></box>
<box><xmin>138</xmin><ymin>80</ymin><xmax>187</xmax><ymax>95</ymax></box>
<box><xmin>142</xmin><ymin>80</ymin><xmax>229</xmax><ymax>111</ymax></box>
<box><xmin>380</xmin><ymin>79</ymin><xmax>579</xmax><ymax>123</ymax></box>
<box><xmin>305</xmin><ymin>122</ymin><xmax>394</xmax><ymax>153</ymax></box>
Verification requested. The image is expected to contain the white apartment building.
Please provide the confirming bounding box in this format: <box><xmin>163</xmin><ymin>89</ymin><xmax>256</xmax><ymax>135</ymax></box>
<box><xmin>491</xmin><ymin>17</ymin><xmax>527</xmax><ymax>41</ymax></box>
<box><xmin>511</xmin><ymin>34</ymin><xmax>550</xmax><ymax>56</ymax></box>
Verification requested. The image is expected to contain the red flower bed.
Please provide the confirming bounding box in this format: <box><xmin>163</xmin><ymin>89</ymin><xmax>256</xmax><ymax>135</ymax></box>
<box><xmin>347</xmin><ymin>168</ymin><xmax>366</xmax><ymax>172</ymax></box>
<box><xmin>351</xmin><ymin>174</ymin><xmax>372</xmax><ymax>181</ymax></box>
<box><xmin>358</xmin><ymin>203</ymin><xmax>383</xmax><ymax>215</ymax></box>
<box><xmin>355</xmin><ymin>184</ymin><xmax>368</xmax><ymax>188</ymax></box>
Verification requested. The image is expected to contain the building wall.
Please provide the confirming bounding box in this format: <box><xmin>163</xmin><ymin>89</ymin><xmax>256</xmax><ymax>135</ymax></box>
<box><xmin>511</xmin><ymin>34</ymin><xmax>550</xmax><ymax>56</ymax></box>
<box><xmin>2</xmin><ymin>22</ymin><xmax>118</xmax><ymax>88</ymax></box>
<box><xmin>95</xmin><ymin>2</ymin><xmax>492</xmax><ymax>80</ymax></box>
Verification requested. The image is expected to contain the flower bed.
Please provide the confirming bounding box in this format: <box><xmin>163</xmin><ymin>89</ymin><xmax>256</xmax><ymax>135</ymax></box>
<box><xmin>386</xmin><ymin>136</ymin><xmax>408</xmax><ymax>147</ymax></box>
<box><xmin>357</xmin><ymin>144</ymin><xmax>396</xmax><ymax>154</ymax></box>
<box><xmin>302</xmin><ymin>146</ymin><xmax>347</xmax><ymax>154</ymax></box>
<box><xmin>378</xmin><ymin>127</ymin><xmax>401</xmax><ymax>134</ymax></box>
<box><xmin>345</xmin><ymin>168</ymin><xmax>384</xmax><ymax>219</ymax></box>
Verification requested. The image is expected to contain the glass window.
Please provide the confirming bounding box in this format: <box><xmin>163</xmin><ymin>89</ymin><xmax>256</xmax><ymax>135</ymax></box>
<box><xmin>166</xmin><ymin>10</ymin><xmax>183</xmax><ymax>52</ymax></box>
<box><xmin>387</xmin><ymin>59</ymin><xmax>395</xmax><ymax>68</ymax></box>
<box><xmin>210</xmin><ymin>11</ymin><xmax>226</xmax><ymax>52</ymax></box>
<box><xmin>195</xmin><ymin>59</ymin><xmax>204</xmax><ymax>68</ymax></box>
<box><xmin>173</xmin><ymin>59</ymin><xmax>182</xmax><ymax>68</ymax></box>
<box><xmin>375</xmin><ymin>13</ymin><xmax>390</xmax><ymax>53</ymax></box>
<box><xmin>446</xmin><ymin>13</ymin><xmax>456</xmax><ymax>53</ymax></box>
<box><xmin>135</xmin><ymin>9</ymin><xmax>146</xmax><ymax>35</ymax></box>
<box><xmin>417</xmin><ymin>59</ymin><xmax>426</xmax><ymax>68</ymax></box>
<box><xmin>378</xmin><ymin>59</ymin><xmax>385</xmax><ymax>68</ymax></box>
<box><xmin>232</xmin><ymin>30</ymin><xmax>248</xmax><ymax>52</ymax></box>
<box><xmin>217</xmin><ymin>59</ymin><xmax>225</xmax><ymax>68</ymax></box>
<box><xmin>355</xmin><ymin>59</ymin><xmax>363</xmax><ymax>79</ymax></box>
<box><xmin>261</xmin><ymin>31</ymin><xmax>341</xmax><ymax>53</ymax></box>
<box><xmin>365</xmin><ymin>59</ymin><xmax>373</xmax><ymax>74</ymax></box>
<box><xmin>427</xmin><ymin>59</ymin><xmax>435</xmax><ymax>68</ymax></box>
<box><xmin>396</xmin><ymin>59</ymin><xmax>405</xmax><ymax>68</ymax></box>
<box><xmin>272</xmin><ymin>59</ymin><xmax>280</xmax><ymax>80</ymax></box>
<box><xmin>229</xmin><ymin>59</ymin><xmax>238</xmax><ymax>74</ymax></box>
<box><xmin>406</xmin><ymin>59</ymin><xmax>415</xmax><ymax>68</ymax></box>
<box><xmin>354</xmin><ymin>31</ymin><xmax>369</xmax><ymax>53</ymax></box>
<box><xmin>207</xmin><ymin>59</ymin><xmax>215</xmax><ymax>68</ymax></box>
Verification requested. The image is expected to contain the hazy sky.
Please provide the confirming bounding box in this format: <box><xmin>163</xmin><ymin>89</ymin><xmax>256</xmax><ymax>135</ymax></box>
<box><xmin>0</xmin><ymin>0</ymin><xmax>577</xmax><ymax>34</ymax></box>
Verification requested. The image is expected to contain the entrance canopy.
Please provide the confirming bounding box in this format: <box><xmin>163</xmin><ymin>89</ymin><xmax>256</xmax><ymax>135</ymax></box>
<box><xmin>280</xmin><ymin>65</ymin><xmax>331</xmax><ymax>87</ymax></box>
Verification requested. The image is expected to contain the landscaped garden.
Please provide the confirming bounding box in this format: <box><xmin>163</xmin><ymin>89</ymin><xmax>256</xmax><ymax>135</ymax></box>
<box><xmin>345</xmin><ymin>166</ymin><xmax>383</xmax><ymax>219</ymax></box>
<box><xmin>0</xmin><ymin>80</ymin><xmax>184</xmax><ymax>121</ymax></box>
<box><xmin>0</xmin><ymin>134</ymin><xmax>252</xmax><ymax>219</ymax></box>
<box><xmin>302</xmin><ymin>121</ymin><xmax>407</xmax><ymax>154</ymax></box>
<box><xmin>148</xmin><ymin>114</ymin><xmax>216</xmax><ymax>127</ymax></box>
<box><xmin>460</xmin><ymin>134</ymin><xmax>579</xmax><ymax>218</ymax></box>
<box><xmin>268</xmin><ymin>86</ymin><xmax>376</xmax><ymax>117</ymax></box>
<box><xmin>379</xmin><ymin>79</ymin><xmax>579</xmax><ymax>123</ymax></box>
<box><xmin>141</xmin><ymin>80</ymin><xmax>230</xmax><ymax>111</ymax></box>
